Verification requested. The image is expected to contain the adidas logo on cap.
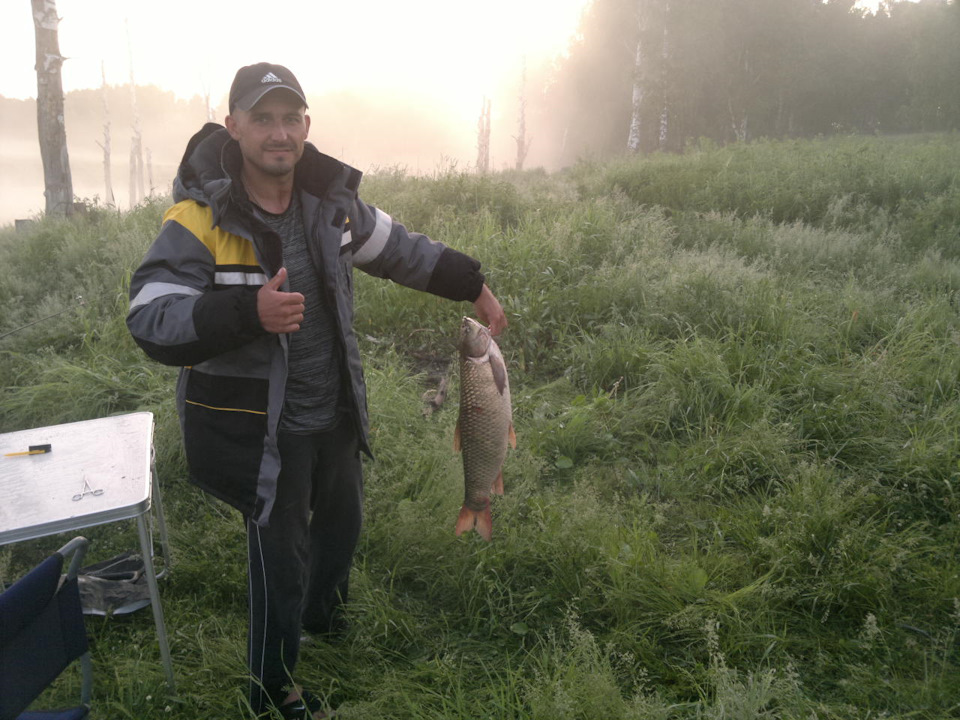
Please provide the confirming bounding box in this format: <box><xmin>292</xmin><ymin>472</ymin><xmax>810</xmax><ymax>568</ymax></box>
<box><xmin>230</xmin><ymin>63</ymin><xmax>308</xmax><ymax>112</ymax></box>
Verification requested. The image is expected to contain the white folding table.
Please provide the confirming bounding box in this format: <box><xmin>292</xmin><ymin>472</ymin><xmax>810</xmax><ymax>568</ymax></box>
<box><xmin>0</xmin><ymin>411</ymin><xmax>175</xmax><ymax>690</ymax></box>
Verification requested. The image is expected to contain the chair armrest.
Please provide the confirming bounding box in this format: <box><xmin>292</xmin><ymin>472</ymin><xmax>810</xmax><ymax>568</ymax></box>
<box><xmin>58</xmin><ymin>536</ymin><xmax>90</xmax><ymax>580</ymax></box>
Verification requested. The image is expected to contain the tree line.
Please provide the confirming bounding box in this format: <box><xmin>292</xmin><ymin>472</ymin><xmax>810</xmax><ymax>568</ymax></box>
<box><xmin>534</xmin><ymin>0</ymin><xmax>960</xmax><ymax>163</ymax></box>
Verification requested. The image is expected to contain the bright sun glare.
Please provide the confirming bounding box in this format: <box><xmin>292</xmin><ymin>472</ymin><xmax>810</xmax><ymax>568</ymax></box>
<box><xmin>2</xmin><ymin>0</ymin><xmax>590</xmax><ymax>121</ymax></box>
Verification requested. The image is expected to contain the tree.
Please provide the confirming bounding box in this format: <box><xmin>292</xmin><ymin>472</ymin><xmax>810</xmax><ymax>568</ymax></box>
<box><xmin>891</xmin><ymin>0</ymin><xmax>960</xmax><ymax>132</ymax></box>
<box><xmin>537</xmin><ymin>0</ymin><xmax>960</xmax><ymax>163</ymax></box>
<box><xmin>514</xmin><ymin>59</ymin><xmax>533</xmax><ymax>170</ymax></box>
<box><xmin>31</xmin><ymin>0</ymin><xmax>74</xmax><ymax>217</ymax></box>
<box><xmin>627</xmin><ymin>1</ymin><xmax>647</xmax><ymax>152</ymax></box>
<box><xmin>126</xmin><ymin>20</ymin><xmax>145</xmax><ymax>208</ymax></box>
<box><xmin>658</xmin><ymin>1</ymin><xmax>671</xmax><ymax>151</ymax></box>
<box><xmin>477</xmin><ymin>97</ymin><xmax>491</xmax><ymax>174</ymax></box>
<box><xmin>543</xmin><ymin>0</ymin><xmax>636</xmax><ymax>163</ymax></box>
<box><xmin>95</xmin><ymin>62</ymin><xmax>115</xmax><ymax>208</ymax></box>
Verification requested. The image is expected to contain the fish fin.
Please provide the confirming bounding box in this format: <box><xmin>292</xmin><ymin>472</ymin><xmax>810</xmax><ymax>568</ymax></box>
<box><xmin>455</xmin><ymin>503</ymin><xmax>493</xmax><ymax>541</ymax></box>
<box><xmin>455</xmin><ymin>505</ymin><xmax>475</xmax><ymax>536</ymax></box>
<box><xmin>490</xmin><ymin>354</ymin><xmax>508</xmax><ymax>396</ymax></box>
<box><xmin>492</xmin><ymin>470</ymin><xmax>505</xmax><ymax>496</ymax></box>
<box><xmin>476</xmin><ymin>506</ymin><xmax>493</xmax><ymax>541</ymax></box>
<box><xmin>453</xmin><ymin>420</ymin><xmax>462</xmax><ymax>452</ymax></box>
<box><xmin>508</xmin><ymin>422</ymin><xmax>517</xmax><ymax>449</ymax></box>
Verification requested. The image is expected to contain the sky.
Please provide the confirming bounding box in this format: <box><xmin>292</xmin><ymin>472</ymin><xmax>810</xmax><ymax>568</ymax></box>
<box><xmin>1</xmin><ymin>0</ymin><xmax>591</xmax><ymax>119</ymax></box>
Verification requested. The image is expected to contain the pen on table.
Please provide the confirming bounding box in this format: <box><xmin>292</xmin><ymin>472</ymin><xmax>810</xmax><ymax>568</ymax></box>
<box><xmin>4</xmin><ymin>444</ymin><xmax>52</xmax><ymax>457</ymax></box>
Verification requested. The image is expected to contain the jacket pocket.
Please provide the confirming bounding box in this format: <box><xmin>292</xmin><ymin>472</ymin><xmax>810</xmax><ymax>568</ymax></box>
<box><xmin>182</xmin><ymin>369</ymin><xmax>269</xmax><ymax>515</ymax></box>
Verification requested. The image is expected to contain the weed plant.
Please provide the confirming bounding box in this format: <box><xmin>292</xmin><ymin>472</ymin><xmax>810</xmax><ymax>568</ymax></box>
<box><xmin>1</xmin><ymin>134</ymin><xmax>959</xmax><ymax>718</ymax></box>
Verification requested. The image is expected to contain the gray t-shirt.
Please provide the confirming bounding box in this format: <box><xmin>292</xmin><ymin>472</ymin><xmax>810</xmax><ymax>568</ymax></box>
<box><xmin>257</xmin><ymin>194</ymin><xmax>342</xmax><ymax>433</ymax></box>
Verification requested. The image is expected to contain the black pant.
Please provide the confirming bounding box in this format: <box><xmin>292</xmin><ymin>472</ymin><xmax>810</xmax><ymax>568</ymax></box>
<box><xmin>246</xmin><ymin>420</ymin><xmax>363</xmax><ymax>712</ymax></box>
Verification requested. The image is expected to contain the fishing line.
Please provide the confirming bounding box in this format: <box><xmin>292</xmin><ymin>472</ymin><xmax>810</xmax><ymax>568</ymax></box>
<box><xmin>0</xmin><ymin>296</ymin><xmax>85</xmax><ymax>341</ymax></box>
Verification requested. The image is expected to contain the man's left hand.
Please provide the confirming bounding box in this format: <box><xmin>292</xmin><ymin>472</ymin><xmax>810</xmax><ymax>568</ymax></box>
<box><xmin>473</xmin><ymin>284</ymin><xmax>508</xmax><ymax>337</ymax></box>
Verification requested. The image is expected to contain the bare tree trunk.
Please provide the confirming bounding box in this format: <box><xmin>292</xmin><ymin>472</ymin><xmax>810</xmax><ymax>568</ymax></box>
<box><xmin>658</xmin><ymin>1</ymin><xmax>670</xmax><ymax>151</ymax></box>
<box><xmin>129</xmin><ymin>141</ymin><xmax>138</xmax><ymax>209</ymax></box>
<box><xmin>728</xmin><ymin>45</ymin><xmax>751</xmax><ymax>143</ymax></box>
<box><xmin>96</xmin><ymin>61</ymin><xmax>115</xmax><ymax>207</ymax></box>
<box><xmin>627</xmin><ymin>1</ymin><xmax>646</xmax><ymax>153</ymax></box>
<box><xmin>31</xmin><ymin>0</ymin><xmax>73</xmax><ymax>217</ymax></box>
<box><xmin>203</xmin><ymin>78</ymin><xmax>216</xmax><ymax>122</ymax></box>
<box><xmin>127</xmin><ymin>20</ymin><xmax>144</xmax><ymax>208</ymax></box>
<box><xmin>514</xmin><ymin>59</ymin><xmax>532</xmax><ymax>171</ymax></box>
<box><xmin>476</xmin><ymin>97</ymin><xmax>491</xmax><ymax>174</ymax></box>
<box><xmin>728</xmin><ymin>98</ymin><xmax>748</xmax><ymax>143</ymax></box>
<box><xmin>146</xmin><ymin>147</ymin><xmax>155</xmax><ymax>196</ymax></box>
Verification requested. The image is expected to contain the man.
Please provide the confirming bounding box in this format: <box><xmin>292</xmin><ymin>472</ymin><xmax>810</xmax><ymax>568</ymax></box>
<box><xmin>127</xmin><ymin>62</ymin><xmax>507</xmax><ymax>719</ymax></box>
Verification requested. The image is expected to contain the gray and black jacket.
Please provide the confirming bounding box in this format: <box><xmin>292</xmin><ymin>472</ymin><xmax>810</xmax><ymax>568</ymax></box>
<box><xmin>127</xmin><ymin>124</ymin><xmax>484</xmax><ymax>525</ymax></box>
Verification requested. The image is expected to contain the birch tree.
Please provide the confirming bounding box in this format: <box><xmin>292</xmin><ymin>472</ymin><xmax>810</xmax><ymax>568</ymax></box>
<box><xmin>31</xmin><ymin>0</ymin><xmax>74</xmax><ymax>217</ymax></box>
<box><xmin>626</xmin><ymin>0</ymin><xmax>646</xmax><ymax>153</ymax></box>
<box><xmin>658</xmin><ymin>1</ymin><xmax>670</xmax><ymax>151</ymax></box>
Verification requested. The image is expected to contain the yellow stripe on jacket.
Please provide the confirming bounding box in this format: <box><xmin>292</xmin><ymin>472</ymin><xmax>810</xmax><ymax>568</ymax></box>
<box><xmin>163</xmin><ymin>201</ymin><xmax>261</xmax><ymax>268</ymax></box>
<box><xmin>185</xmin><ymin>399</ymin><xmax>268</xmax><ymax>416</ymax></box>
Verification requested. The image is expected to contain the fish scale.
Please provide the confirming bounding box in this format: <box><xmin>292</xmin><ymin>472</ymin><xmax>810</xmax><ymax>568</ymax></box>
<box><xmin>454</xmin><ymin>317</ymin><xmax>515</xmax><ymax>541</ymax></box>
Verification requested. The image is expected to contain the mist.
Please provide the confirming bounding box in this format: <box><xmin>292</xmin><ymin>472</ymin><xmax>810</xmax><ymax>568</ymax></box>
<box><xmin>1</xmin><ymin>0</ymin><xmax>594</xmax><ymax>225</ymax></box>
<box><xmin>4</xmin><ymin>0</ymin><xmax>953</xmax><ymax>227</ymax></box>
<box><xmin>0</xmin><ymin>74</ymin><xmax>566</xmax><ymax>226</ymax></box>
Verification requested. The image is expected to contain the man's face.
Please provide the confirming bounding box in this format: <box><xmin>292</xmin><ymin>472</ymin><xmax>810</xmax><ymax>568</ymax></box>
<box><xmin>225</xmin><ymin>90</ymin><xmax>310</xmax><ymax>179</ymax></box>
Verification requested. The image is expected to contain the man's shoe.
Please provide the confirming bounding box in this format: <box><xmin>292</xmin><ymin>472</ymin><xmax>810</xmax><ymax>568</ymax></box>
<box><xmin>274</xmin><ymin>688</ymin><xmax>335</xmax><ymax>719</ymax></box>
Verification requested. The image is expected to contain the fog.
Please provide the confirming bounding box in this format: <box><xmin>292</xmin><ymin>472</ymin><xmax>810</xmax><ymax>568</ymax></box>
<box><xmin>0</xmin><ymin>74</ymin><xmax>573</xmax><ymax>226</ymax></box>
<box><xmin>0</xmin><ymin>0</ymin><xmax>591</xmax><ymax>226</ymax></box>
<box><xmin>0</xmin><ymin>0</ymin><xmax>929</xmax><ymax>226</ymax></box>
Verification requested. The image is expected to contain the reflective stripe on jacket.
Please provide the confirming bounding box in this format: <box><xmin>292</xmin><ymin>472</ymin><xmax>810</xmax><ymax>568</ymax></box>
<box><xmin>127</xmin><ymin>125</ymin><xmax>485</xmax><ymax>525</ymax></box>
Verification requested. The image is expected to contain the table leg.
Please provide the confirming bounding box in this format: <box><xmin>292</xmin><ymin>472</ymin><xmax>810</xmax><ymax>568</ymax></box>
<box><xmin>137</xmin><ymin>514</ymin><xmax>175</xmax><ymax>691</ymax></box>
<box><xmin>150</xmin><ymin>459</ymin><xmax>173</xmax><ymax>578</ymax></box>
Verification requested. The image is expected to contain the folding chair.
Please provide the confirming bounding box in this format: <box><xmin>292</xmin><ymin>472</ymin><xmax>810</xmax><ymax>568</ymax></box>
<box><xmin>0</xmin><ymin>537</ymin><xmax>93</xmax><ymax>720</ymax></box>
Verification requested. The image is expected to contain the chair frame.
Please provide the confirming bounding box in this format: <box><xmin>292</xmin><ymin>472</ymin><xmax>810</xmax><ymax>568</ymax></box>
<box><xmin>59</xmin><ymin>536</ymin><xmax>93</xmax><ymax>709</ymax></box>
<box><xmin>0</xmin><ymin>536</ymin><xmax>92</xmax><ymax>720</ymax></box>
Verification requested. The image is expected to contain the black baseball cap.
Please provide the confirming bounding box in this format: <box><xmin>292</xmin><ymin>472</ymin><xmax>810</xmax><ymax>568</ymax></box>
<box><xmin>228</xmin><ymin>62</ymin><xmax>308</xmax><ymax>113</ymax></box>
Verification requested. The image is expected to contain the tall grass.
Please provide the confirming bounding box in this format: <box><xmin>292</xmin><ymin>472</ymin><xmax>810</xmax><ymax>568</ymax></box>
<box><xmin>2</xmin><ymin>134</ymin><xmax>959</xmax><ymax>718</ymax></box>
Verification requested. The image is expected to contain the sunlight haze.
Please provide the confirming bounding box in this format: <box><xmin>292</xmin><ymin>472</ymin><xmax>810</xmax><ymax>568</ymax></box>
<box><xmin>2</xmin><ymin>0</ymin><xmax>589</xmax><ymax>111</ymax></box>
<box><xmin>0</xmin><ymin>0</ymin><xmax>590</xmax><ymax>223</ymax></box>
<box><xmin>0</xmin><ymin>0</ymin><xmax>923</xmax><ymax>224</ymax></box>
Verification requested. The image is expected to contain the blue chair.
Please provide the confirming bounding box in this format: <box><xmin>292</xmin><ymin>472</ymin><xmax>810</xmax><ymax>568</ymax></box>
<box><xmin>0</xmin><ymin>537</ymin><xmax>93</xmax><ymax>720</ymax></box>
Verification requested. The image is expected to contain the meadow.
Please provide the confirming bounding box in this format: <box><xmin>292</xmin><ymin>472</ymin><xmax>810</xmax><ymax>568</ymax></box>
<box><xmin>1</xmin><ymin>132</ymin><xmax>959</xmax><ymax>718</ymax></box>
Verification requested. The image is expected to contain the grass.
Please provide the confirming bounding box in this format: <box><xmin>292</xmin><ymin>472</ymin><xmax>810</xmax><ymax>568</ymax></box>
<box><xmin>1</xmin><ymin>133</ymin><xmax>959</xmax><ymax>718</ymax></box>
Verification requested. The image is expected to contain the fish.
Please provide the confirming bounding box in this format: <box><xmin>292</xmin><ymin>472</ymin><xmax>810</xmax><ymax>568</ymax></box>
<box><xmin>454</xmin><ymin>316</ymin><xmax>516</xmax><ymax>541</ymax></box>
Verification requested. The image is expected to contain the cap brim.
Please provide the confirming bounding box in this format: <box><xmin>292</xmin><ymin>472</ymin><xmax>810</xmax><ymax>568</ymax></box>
<box><xmin>234</xmin><ymin>85</ymin><xmax>308</xmax><ymax>112</ymax></box>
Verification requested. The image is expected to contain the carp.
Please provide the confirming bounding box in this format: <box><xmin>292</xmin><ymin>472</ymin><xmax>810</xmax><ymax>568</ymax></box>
<box><xmin>454</xmin><ymin>317</ymin><xmax>516</xmax><ymax>541</ymax></box>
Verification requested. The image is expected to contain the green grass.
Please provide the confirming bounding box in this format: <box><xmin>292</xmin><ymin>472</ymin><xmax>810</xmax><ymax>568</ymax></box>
<box><xmin>2</xmin><ymin>133</ymin><xmax>959</xmax><ymax>718</ymax></box>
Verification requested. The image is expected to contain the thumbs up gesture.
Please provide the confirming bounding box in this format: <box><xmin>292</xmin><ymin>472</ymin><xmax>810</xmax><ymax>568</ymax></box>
<box><xmin>257</xmin><ymin>268</ymin><xmax>305</xmax><ymax>334</ymax></box>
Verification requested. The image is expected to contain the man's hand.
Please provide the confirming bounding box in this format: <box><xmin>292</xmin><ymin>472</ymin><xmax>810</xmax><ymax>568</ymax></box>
<box><xmin>258</xmin><ymin>268</ymin><xmax>305</xmax><ymax>333</ymax></box>
<box><xmin>473</xmin><ymin>284</ymin><xmax>508</xmax><ymax>337</ymax></box>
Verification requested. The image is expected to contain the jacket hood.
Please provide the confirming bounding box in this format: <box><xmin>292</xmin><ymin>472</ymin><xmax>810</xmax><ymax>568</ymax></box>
<box><xmin>172</xmin><ymin>124</ymin><xmax>241</xmax><ymax>225</ymax></box>
<box><xmin>172</xmin><ymin>123</ymin><xmax>362</xmax><ymax>227</ymax></box>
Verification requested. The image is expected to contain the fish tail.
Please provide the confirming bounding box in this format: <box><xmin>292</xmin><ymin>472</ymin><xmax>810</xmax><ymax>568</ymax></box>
<box><xmin>455</xmin><ymin>502</ymin><xmax>493</xmax><ymax>541</ymax></box>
